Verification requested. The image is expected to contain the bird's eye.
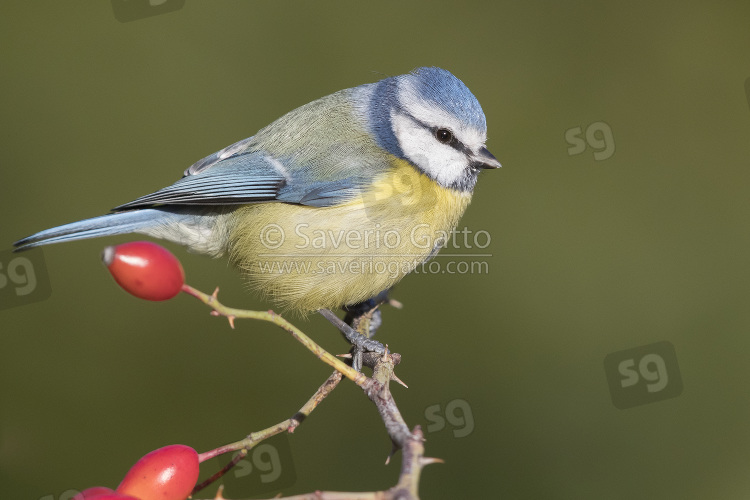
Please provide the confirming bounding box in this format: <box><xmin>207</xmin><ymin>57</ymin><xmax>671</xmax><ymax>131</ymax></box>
<box><xmin>435</xmin><ymin>128</ymin><xmax>453</xmax><ymax>144</ymax></box>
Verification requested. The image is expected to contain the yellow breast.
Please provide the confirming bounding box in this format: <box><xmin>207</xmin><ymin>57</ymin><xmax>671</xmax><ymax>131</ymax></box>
<box><xmin>227</xmin><ymin>159</ymin><xmax>472</xmax><ymax>312</ymax></box>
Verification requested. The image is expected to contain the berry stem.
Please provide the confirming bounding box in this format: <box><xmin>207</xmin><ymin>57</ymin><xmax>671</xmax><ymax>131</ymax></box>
<box><xmin>179</xmin><ymin>284</ymin><xmax>366</xmax><ymax>386</ymax></box>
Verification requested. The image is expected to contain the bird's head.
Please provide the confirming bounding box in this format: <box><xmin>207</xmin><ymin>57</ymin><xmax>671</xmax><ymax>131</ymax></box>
<box><xmin>362</xmin><ymin>67</ymin><xmax>500</xmax><ymax>191</ymax></box>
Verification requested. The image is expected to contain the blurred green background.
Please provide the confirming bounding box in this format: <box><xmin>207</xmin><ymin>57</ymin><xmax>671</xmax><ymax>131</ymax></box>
<box><xmin>2</xmin><ymin>1</ymin><xmax>750</xmax><ymax>498</ymax></box>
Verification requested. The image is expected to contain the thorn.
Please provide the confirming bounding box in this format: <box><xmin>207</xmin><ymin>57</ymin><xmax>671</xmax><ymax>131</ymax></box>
<box><xmin>391</xmin><ymin>372</ymin><xmax>409</xmax><ymax>388</ymax></box>
<box><xmin>227</xmin><ymin>315</ymin><xmax>236</xmax><ymax>329</ymax></box>
<box><xmin>420</xmin><ymin>457</ymin><xmax>445</xmax><ymax>466</ymax></box>
<box><xmin>385</xmin><ymin>443</ymin><xmax>399</xmax><ymax>465</ymax></box>
<box><xmin>214</xmin><ymin>484</ymin><xmax>226</xmax><ymax>500</ymax></box>
<box><xmin>387</xmin><ymin>298</ymin><xmax>403</xmax><ymax>309</ymax></box>
<box><xmin>210</xmin><ymin>287</ymin><xmax>220</xmax><ymax>302</ymax></box>
<box><xmin>336</xmin><ymin>353</ymin><xmax>353</xmax><ymax>359</ymax></box>
<box><xmin>210</xmin><ymin>311</ymin><xmax>220</xmax><ymax>316</ymax></box>
<box><xmin>381</xmin><ymin>344</ymin><xmax>389</xmax><ymax>362</ymax></box>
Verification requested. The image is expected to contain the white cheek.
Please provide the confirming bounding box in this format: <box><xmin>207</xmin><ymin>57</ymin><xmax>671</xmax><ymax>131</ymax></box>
<box><xmin>391</xmin><ymin>112</ymin><xmax>468</xmax><ymax>187</ymax></box>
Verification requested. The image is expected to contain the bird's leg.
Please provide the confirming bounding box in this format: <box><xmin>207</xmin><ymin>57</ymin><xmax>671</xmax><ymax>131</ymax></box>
<box><xmin>318</xmin><ymin>308</ymin><xmax>387</xmax><ymax>352</ymax></box>
<box><xmin>343</xmin><ymin>298</ymin><xmax>384</xmax><ymax>338</ymax></box>
<box><xmin>343</xmin><ymin>298</ymin><xmax>385</xmax><ymax>371</ymax></box>
<box><xmin>319</xmin><ymin>306</ymin><xmax>387</xmax><ymax>371</ymax></box>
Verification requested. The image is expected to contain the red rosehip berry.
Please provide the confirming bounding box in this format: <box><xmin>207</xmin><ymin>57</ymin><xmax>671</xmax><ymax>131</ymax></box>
<box><xmin>116</xmin><ymin>444</ymin><xmax>200</xmax><ymax>500</ymax></box>
<box><xmin>102</xmin><ymin>241</ymin><xmax>185</xmax><ymax>301</ymax></box>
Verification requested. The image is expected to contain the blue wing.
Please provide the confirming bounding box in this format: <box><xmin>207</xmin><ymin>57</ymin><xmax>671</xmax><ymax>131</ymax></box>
<box><xmin>115</xmin><ymin>144</ymin><xmax>365</xmax><ymax>210</ymax></box>
<box><xmin>115</xmin><ymin>150</ymin><xmax>284</xmax><ymax>208</ymax></box>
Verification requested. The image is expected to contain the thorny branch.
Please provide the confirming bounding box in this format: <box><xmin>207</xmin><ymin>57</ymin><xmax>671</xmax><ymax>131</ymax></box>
<box><xmin>181</xmin><ymin>285</ymin><xmax>440</xmax><ymax>500</ymax></box>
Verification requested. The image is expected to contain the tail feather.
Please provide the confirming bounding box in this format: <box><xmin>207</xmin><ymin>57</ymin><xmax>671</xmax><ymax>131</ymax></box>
<box><xmin>13</xmin><ymin>209</ymin><xmax>176</xmax><ymax>251</ymax></box>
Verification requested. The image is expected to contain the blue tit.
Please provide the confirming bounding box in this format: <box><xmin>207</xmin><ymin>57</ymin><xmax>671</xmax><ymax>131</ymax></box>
<box><xmin>14</xmin><ymin>67</ymin><xmax>500</xmax><ymax>313</ymax></box>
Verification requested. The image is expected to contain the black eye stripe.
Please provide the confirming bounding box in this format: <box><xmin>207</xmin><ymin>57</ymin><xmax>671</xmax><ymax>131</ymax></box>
<box><xmin>400</xmin><ymin>112</ymin><xmax>469</xmax><ymax>153</ymax></box>
<box><xmin>431</xmin><ymin>127</ymin><xmax>472</xmax><ymax>155</ymax></box>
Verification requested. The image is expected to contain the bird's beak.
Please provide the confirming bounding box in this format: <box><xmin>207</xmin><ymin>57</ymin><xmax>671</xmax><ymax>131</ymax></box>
<box><xmin>472</xmin><ymin>147</ymin><xmax>502</xmax><ymax>169</ymax></box>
